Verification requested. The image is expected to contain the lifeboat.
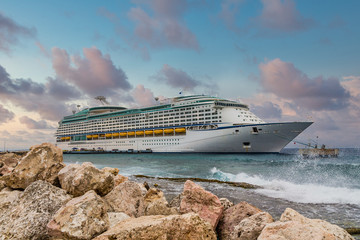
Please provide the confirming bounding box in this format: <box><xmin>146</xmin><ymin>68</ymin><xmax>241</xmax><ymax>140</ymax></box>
<box><xmin>136</xmin><ymin>131</ymin><xmax>144</xmax><ymax>136</ymax></box>
<box><xmin>175</xmin><ymin>128</ymin><xmax>186</xmax><ymax>133</ymax></box>
<box><xmin>99</xmin><ymin>134</ymin><xmax>105</xmax><ymax>138</ymax></box>
<box><xmin>92</xmin><ymin>134</ymin><xmax>99</xmax><ymax>139</ymax></box>
<box><xmin>154</xmin><ymin>129</ymin><xmax>163</xmax><ymax>135</ymax></box>
<box><xmin>145</xmin><ymin>130</ymin><xmax>153</xmax><ymax>135</ymax></box>
<box><xmin>164</xmin><ymin>128</ymin><xmax>174</xmax><ymax>134</ymax></box>
<box><xmin>112</xmin><ymin>133</ymin><xmax>119</xmax><ymax>137</ymax></box>
<box><xmin>119</xmin><ymin>132</ymin><xmax>127</xmax><ymax>137</ymax></box>
<box><xmin>105</xmin><ymin>133</ymin><xmax>112</xmax><ymax>138</ymax></box>
<box><xmin>128</xmin><ymin>131</ymin><xmax>135</xmax><ymax>136</ymax></box>
<box><xmin>65</xmin><ymin>136</ymin><xmax>71</xmax><ymax>140</ymax></box>
<box><xmin>61</xmin><ymin>137</ymin><xmax>66</xmax><ymax>141</ymax></box>
<box><xmin>86</xmin><ymin>135</ymin><xmax>92</xmax><ymax>139</ymax></box>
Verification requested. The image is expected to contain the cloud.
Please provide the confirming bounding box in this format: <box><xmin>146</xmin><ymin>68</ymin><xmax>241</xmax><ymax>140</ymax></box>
<box><xmin>256</xmin><ymin>0</ymin><xmax>314</xmax><ymax>33</ymax></box>
<box><xmin>0</xmin><ymin>12</ymin><xmax>36</xmax><ymax>53</ymax></box>
<box><xmin>218</xmin><ymin>0</ymin><xmax>245</xmax><ymax>34</ymax></box>
<box><xmin>251</xmin><ymin>101</ymin><xmax>282</xmax><ymax>119</ymax></box>
<box><xmin>131</xmin><ymin>84</ymin><xmax>156</xmax><ymax>106</ymax></box>
<box><xmin>0</xmin><ymin>104</ymin><xmax>14</xmax><ymax>124</ymax></box>
<box><xmin>259</xmin><ymin>58</ymin><xmax>350</xmax><ymax>110</ymax></box>
<box><xmin>19</xmin><ymin>116</ymin><xmax>54</xmax><ymax>129</ymax></box>
<box><xmin>128</xmin><ymin>0</ymin><xmax>199</xmax><ymax>50</ymax></box>
<box><xmin>52</xmin><ymin>47</ymin><xmax>132</xmax><ymax>97</ymax></box>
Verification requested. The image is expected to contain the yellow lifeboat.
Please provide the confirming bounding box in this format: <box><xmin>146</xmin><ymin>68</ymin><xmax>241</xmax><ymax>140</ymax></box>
<box><xmin>136</xmin><ymin>131</ymin><xmax>144</xmax><ymax>136</ymax></box>
<box><xmin>119</xmin><ymin>132</ymin><xmax>127</xmax><ymax>137</ymax></box>
<box><xmin>175</xmin><ymin>128</ymin><xmax>186</xmax><ymax>133</ymax></box>
<box><xmin>65</xmin><ymin>136</ymin><xmax>71</xmax><ymax>140</ymax></box>
<box><xmin>145</xmin><ymin>130</ymin><xmax>153</xmax><ymax>135</ymax></box>
<box><xmin>86</xmin><ymin>135</ymin><xmax>92</xmax><ymax>139</ymax></box>
<box><xmin>99</xmin><ymin>134</ymin><xmax>105</xmax><ymax>138</ymax></box>
<box><xmin>164</xmin><ymin>128</ymin><xmax>174</xmax><ymax>134</ymax></box>
<box><xmin>61</xmin><ymin>137</ymin><xmax>66</xmax><ymax>141</ymax></box>
<box><xmin>112</xmin><ymin>133</ymin><xmax>119</xmax><ymax>137</ymax></box>
<box><xmin>128</xmin><ymin>131</ymin><xmax>135</xmax><ymax>136</ymax></box>
<box><xmin>105</xmin><ymin>133</ymin><xmax>112</xmax><ymax>138</ymax></box>
<box><xmin>92</xmin><ymin>134</ymin><xmax>99</xmax><ymax>139</ymax></box>
<box><xmin>154</xmin><ymin>129</ymin><xmax>163</xmax><ymax>135</ymax></box>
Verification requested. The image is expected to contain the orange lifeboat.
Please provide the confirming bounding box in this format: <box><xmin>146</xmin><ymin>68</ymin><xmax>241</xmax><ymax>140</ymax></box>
<box><xmin>154</xmin><ymin>129</ymin><xmax>163</xmax><ymax>135</ymax></box>
<box><xmin>119</xmin><ymin>132</ymin><xmax>127</xmax><ymax>137</ymax></box>
<box><xmin>164</xmin><ymin>128</ymin><xmax>174</xmax><ymax>134</ymax></box>
<box><xmin>128</xmin><ymin>131</ymin><xmax>135</xmax><ymax>136</ymax></box>
<box><xmin>112</xmin><ymin>133</ymin><xmax>119</xmax><ymax>137</ymax></box>
<box><xmin>105</xmin><ymin>133</ymin><xmax>112</xmax><ymax>138</ymax></box>
<box><xmin>145</xmin><ymin>130</ymin><xmax>153</xmax><ymax>135</ymax></box>
<box><xmin>175</xmin><ymin>128</ymin><xmax>186</xmax><ymax>133</ymax></box>
<box><xmin>92</xmin><ymin>134</ymin><xmax>99</xmax><ymax>139</ymax></box>
<box><xmin>86</xmin><ymin>135</ymin><xmax>92</xmax><ymax>139</ymax></box>
<box><xmin>136</xmin><ymin>131</ymin><xmax>144</xmax><ymax>136</ymax></box>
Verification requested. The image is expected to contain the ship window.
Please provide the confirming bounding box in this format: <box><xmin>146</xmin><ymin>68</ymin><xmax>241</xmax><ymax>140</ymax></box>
<box><xmin>243</xmin><ymin>142</ymin><xmax>250</xmax><ymax>146</ymax></box>
<box><xmin>252</xmin><ymin>127</ymin><xmax>258</xmax><ymax>133</ymax></box>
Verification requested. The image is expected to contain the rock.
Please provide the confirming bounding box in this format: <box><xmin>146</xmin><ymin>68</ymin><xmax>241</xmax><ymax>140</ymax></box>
<box><xmin>3</xmin><ymin>143</ymin><xmax>65</xmax><ymax>189</ymax></box>
<box><xmin>258</xmin><ymin>208</ymin><xmax>354</xmax><ymax>240</ymax></box>
<box><xmin>102</xmin><ymin>167</ymin><xmax>119</xmax><ymax>176</ymax></box>
<box><xmin>0</xmin><ymin>180</ymin><xmax>71</xmax><ymax>239</ymax></box>
<box><xmin>0</xmin><ymin>187</ymin><xmax>22</xmax><ymax>210</ymax></box>
<box><xmin>230</xmin><ymin>211</ymin><xmax>274</xmax><ymax>240</ymax></box>
<box><xmin>180</xmin><ymin>180</ymin><xmax>223</xmax><ymax>229</ymax></box>
<box><xmin>144</xmin><ymin>188</ymin><xmax>178</xmax><ymax>216</ymax></box>
<box><xmin>0</xmin><ymin>152</ymin><xmax>21</xmax><ymax>168</ymax></box>
<box><xmin>169</xmin><ymin>193</ymin><xmax>183</xmax><ymax>208</ymax></box>
<box><xmin>108</xmin><ymin>212</ymin><xmax>131</xmax><ymax>228</ymax></box>
<box><xmin>143</xmin><ymin>181</ymin><xmax>150</xmax><ymax>190</ymax></box>
<box><xmin>47</xmin><ymin>190</ymin><xmax>109</xmax><ymax>240</ymax></box>
<box><xmin>104</xmin><ymin>181</ymin><xmax>145</xmax><ymax>217</ymax></box>
<box><xmin>114</xmin><ymin>174</ymin><xmax>128</xmax><ymax>186</ymax></box>
<box><xmin>58</xmin><ymin>162</ymin><xmax>115</xmax><ymax>197</ymax></box>
<box><xmin>138</xmin><ymin>182</ymin><xmax>148</xmax><ymax>196</ymax></box>
<box><xmin>93</xmin><ymin>213</ymin><xmax>217</xmax><ymax>240</ymax></box>
<box><xmin>217</xmin><ymin>201</ymin><xmax>262</xmax><ymax>240</ymax></box>
<box><xmin>220</xmin><ymin>197</ymin><xmax>234</xmax><ymax>211</ymax></box>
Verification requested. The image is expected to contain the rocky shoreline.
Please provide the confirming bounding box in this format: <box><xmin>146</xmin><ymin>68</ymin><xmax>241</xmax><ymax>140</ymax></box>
<box><xmin>0</xmin><ymin>143</ymin><xmax>357</xmax><ymax>239</ymax></box>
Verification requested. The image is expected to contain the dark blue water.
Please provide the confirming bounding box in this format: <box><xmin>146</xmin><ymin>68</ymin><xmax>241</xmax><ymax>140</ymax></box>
<box><xmin>63</xmin><ymin>148</ymin><xmax>360</xmax><ymax>231</ymax></box>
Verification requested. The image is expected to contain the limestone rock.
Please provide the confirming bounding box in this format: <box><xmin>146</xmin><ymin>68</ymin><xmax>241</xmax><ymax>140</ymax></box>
<box><xmin>180</xmin><ymin>180</ymin><xmax>223</xmax><ymax>229</ymax></box>
<box><xmin>93</xmin><ymin>213</ymin><xmax>217</xmax><ymax>240</ymax></box>
<box><xmin>169</xmin><ymin>193</ymin><xmax>183</xmax><ymax>208</ymax></box>
<box><xmin>104</xmin><ymin>181</ymin><xmax>145</xmax><ymax>217</ymax></box>
<box><xmin>3</xmin><ymin>143</ymin><xmax>65</xmax><ymax>189</ymax></box>
<box><xmin>0</xmin><ymin>180</ymin><xmax>71</xmax><ymax>239</ymax></box>
<box><xmin>258</xmin><ymin>208</ymin><xmax>354</xmax><ymax>240</ymax></box>
<box><xmin>0</xmin><ymin>152</ymin><xmax>21</xmax><ymax>168</ymax></box>
<box><xmin>47</xmin><ymin>190</ymin><xmax>109</xmax><ymax>240</ymax></box>
<box><xmin>108</xmin><ymin>212</ymin><xmax>131</xmax><ymax>228</ymax></box>
<box><xmin>102</xmin><ymin>167</ymin><xmax>119</xmax><ymax>176</ymax></box>
<box><xmin>217</xmin><ymin>201</ymin><xmax>262</xmax><ymax>240</ymax></box>
<box><xmin>230</xmin><ymin>211</ymin><xmax>274</xmax><ymax>240</ymax></box>
<box><xmin>144</xmin><ymin>188</ymin><xmax>178</xmax><ymax>216</ymax></box>
<box><xmin>114</xmin><ymin>174</ymin><xmax>128</xmax><ymax>186</ymax></box>
<box><xmin>220</xmin><ymin>197</ymin><xmax>234</xmax><ymax>211</ymax></box>
<box><xmin>58</xmin><ymin>162</ymin><xmax>115</xmax><ymax>197</ymax></box>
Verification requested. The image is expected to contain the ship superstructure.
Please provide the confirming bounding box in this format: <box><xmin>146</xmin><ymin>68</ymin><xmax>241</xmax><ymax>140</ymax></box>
<box><xmin>55</xmin><ymin>95</ymin><xmax>312</xmax><ymax>153</ymax></box>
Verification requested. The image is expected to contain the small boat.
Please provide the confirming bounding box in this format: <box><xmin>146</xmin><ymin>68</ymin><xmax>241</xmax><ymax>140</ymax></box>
<box><xmin>119</xmin><ymin>132</ymin><xmax>127</xmax><ymax>137</ymax></box>
<box><xmin>128</xmin><ymin>131</ymin><xmax>135</xmax><ymax>136</ymax></box>
<box><xmin>154</xmin><ymin>129</ymin><xmax>163</xmax><ymax>135</ymax></box>
<box><xmin>136</xmin><ymin>131</ymin><xmax>144</xmax><ymax>136</ymax></box>
<box><xmin>299</xmin><ymin>145</ymin><xmax>339</xmax><ymax>158</ymax></box>
<box><xmin>175</xmin><ymin>127</ymin><xmax>186</xmax><ymax>133</ymax></box>
<box><xmin>145</xmin><ymin>130</ymin><xmax>153</xmax><ymax>135</ymax></box>
<box><xmin>164</xmin><ymin>128</ymin><xmax>174</xmax><ymax>134</ymax></box>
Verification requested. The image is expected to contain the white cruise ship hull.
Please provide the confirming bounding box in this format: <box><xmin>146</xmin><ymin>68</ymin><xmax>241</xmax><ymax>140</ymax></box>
<box><xmin>56</xmin><ymin>122</ymin><xmax>312</xmax><ymax>153</ymax></box>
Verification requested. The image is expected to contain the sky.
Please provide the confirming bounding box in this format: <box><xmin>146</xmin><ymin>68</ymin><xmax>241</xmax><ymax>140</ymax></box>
<box><xmin>0</xmin><ymin>0</ymin><xmax>359</xmax><ymax>150</ymax></box>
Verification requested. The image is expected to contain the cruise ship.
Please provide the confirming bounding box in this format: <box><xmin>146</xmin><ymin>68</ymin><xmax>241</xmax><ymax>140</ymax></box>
<box><xmin>55</xmin><ymin>95</ymin><xmax>312</xmax><ymax>153</ymax></box>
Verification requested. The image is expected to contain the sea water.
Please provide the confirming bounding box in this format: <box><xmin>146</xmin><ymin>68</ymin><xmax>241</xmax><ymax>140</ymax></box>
<box><xmin>63</xmin><ymin>148</ymin><xmax>360</xmax><ymax>233</ymax></box>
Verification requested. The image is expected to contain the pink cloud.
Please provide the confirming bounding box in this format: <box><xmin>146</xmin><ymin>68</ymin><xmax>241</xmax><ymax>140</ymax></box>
<box><xmin>52</xmin><ymin>47</ymin><xmax>132</xmax><ymax>97</ymax></box>
<box><xmin>0</xmin><ymin>104</ymin><xmax>14</xmax><ymax>124</ymax></box>
<box><xmin>259</xmin><ymin>58</ymin><xmax>350</xmax><ymax>110</ymax></box>
<box><xmin>256</xmin><ymin>0</ymin><xmax>314</xmax><ymax>32</ymax></box>
<box><xmin>131</xmin><ymin>84</ymin><xmax>156</xmax><ymax>106</ymax></box>
<box><xmin>19</xmin><ymin>116</ymin><xmax>54</xmax><ymax>129</ymax></box>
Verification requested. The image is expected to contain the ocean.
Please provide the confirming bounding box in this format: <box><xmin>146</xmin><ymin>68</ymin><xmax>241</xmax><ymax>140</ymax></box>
<box><xmin>63</xmin><ymin>148</ymin><xmax>360</xmax><ymax>236</ymax></box>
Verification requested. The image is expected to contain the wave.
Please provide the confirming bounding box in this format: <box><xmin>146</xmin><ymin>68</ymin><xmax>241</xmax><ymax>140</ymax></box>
<box><xmin>210</xmin><ymin>167</ymin><xmax>360</xmax><ymax>205</ymax></box>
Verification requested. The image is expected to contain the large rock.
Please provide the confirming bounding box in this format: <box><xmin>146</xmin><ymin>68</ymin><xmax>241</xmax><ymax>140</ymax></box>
<box><xmin>102</xmin><ymin>167</ymin><xmax>119</xmax><ymax>176</ymax></box>
<box><xmin>0</xmin><ymin>187</ymin><xmax>22</xmax><ymax>234</ymax></box>
<box><xmin>0</xmin><ymin>153</ymin><xmax>22</xmax><ymax>176</ymax></box>
<box><xmin>93</xmin><ymin>213</ymin><xmax>217</xmax><ymax>240</ymax></box>
<box><xmin>0</xmin><ymin>180</ymin><xmax>71</xmax><ymax>239</ymax></box>
<box><xmin>220</xmin><ymin>197</ymin><xmax>234</xmax><ymax>211</ymax></box>
<box><xmin>217</xmin><ymin>201</ymin><xmax>262</xmax><ymax>240</ymax></box>
<box><xmin>114</xmin><ymin>174</ymin><xmax>128</xmax><ymax>186</ymax></box>
<box><xmin>108</xmin><ymin>212</ymin><xmax>131</xmax><ymax>228</ymax></box>
<box><xmin>230</xmin><ymin>211</ymin><xmax>274</xmax><ymax>240</ymax></box>
<box><xmin>47</xmin><ymin>190</ymin><xmax>109</xmax><ymax>240</ymax></box>
<box><xmin>258</xmin><ymin>208</ymin><xmax>354</xmax><ymax>240</ymax></box>
<box><xmin>58</xmin><ymin>162</ymin><xmax>115</xmax><ymax>197</ymax></box>
<box><xmin>3</xmin><ymin>143</ymin><xmax>65</xmax><ymax>189</ymax></box>
<box><xmin>180</xmin><ymin>180</ymin><xmax>223</xmax><ymax>229</ymax></box>
<box><xmin>144</xmin><ymin>188</ymin><xmax>178</xmax><ymax>216</ymax></box>
<box><xmin>104</xmin><ymin>181</ymin><xmax>145</xmax><ymax>217</ymax></box>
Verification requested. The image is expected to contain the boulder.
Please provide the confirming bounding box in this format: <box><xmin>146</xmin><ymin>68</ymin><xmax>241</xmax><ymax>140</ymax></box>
<box><xmin>58</xmin><ymin>162</ymin><xmax>115</xmax><ymax>197</ymax></box>
<box><xmin>0</xmin><ymin>152</ymin><xmax>21</xmax><ymax>168</ymax></box>
<box><xmin>104</xmin><ymin>181</ymin><xmax>145</xmax><ymax>217</ymax></box>
<box><xmin>219</xmin><ymin>197</ymin><xmax>234</xmax><ymax>211</ymax></box>
<box><xmin>0</xmin><ymin>180</ymin><xmax>71</xmax><ymax>239</ymax></box>
<box><xmin>108</xmin><ymin>212</ymin><xmax>131</xmax><ymax>228</ymax></box>
<box><xmin>217</xmin><ymin>201</ymin><xmax>262</xmax><ymax>240</ymax></box>
<box><xmin>258</xmin><ymin>208</ymin><xmax>354</xmax><ymax>240</ymax></box>
<box><xmin>180</xmin><ymin>180</ymin><xmax>223</xmax><ymax>229</ymax></box>
<box><xmin>0</xmin><ymin>187</ymin><xmax>22</xmax><ymax>234</ymax></box>
<box><xmin>169</xmin><ymin>193</ymin><xmax>183</xmax><ymax>209</ymax></box>
<box><xmin>114</xmin><ymin>174</ymin><xmax>128</xmax><ymax>186</ymax></box>
<box><xmin>144</xmin><ymin>188</ymin><xmax>178</xmax><ymax>216</ymax></box>
<box><xmin>47</xmin><ymin>190</ymin><xmax>109</xmax><ymax>240</ymax></box>
<box><xmin>93</xmin><ymin>213</ymin><xmax>217</xmax><ymax>240</ymax></box>
<box><xmin>3</xmin><ymin>143</ymin><xmax>65</xmax><ymax>189</ymax></box>
<box><xmin>102</xmin><ymin>167</ymin><xmax>119</xmax><ymax>176</ymax></box>
<box><xmin>230</xmin><ymin>211</ymin><xmax>274</xmax><ymax>240</ymax></box>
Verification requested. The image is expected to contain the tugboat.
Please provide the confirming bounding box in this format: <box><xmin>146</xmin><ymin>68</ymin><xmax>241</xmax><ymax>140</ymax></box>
<box><xmin>299</xmin><ymin>144</ymin><xmax>339</xmax><ymax>158</ymax></box>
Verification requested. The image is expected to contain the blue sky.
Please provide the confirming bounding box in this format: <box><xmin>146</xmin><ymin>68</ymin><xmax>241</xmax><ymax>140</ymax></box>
<box><xmin>0</xmin><ymin>0</ymin><xmax>359</xmax><ymax>149</ymax></box>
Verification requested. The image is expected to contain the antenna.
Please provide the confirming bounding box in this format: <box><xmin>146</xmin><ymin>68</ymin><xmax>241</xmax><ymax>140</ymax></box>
<box><xmin>95</xmin><ymin>96</ymin><xmax>109</xmax><ymax>105</ymax></box>
<box><xmin>77</xmin><ymin>105</ymin><xmax>81</xmax><ymax>112</ymax></box>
